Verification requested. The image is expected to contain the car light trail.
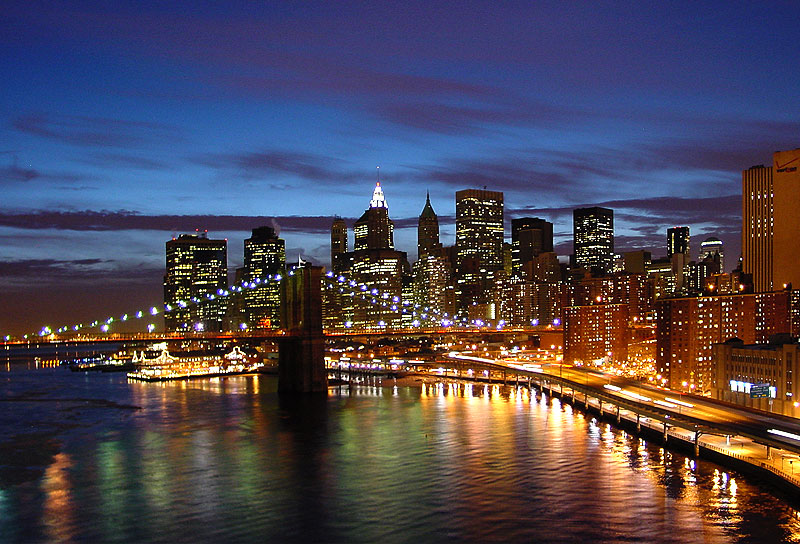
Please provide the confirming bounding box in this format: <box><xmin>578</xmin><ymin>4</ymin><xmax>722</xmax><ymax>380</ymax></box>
<box><xmin>768</xmin><ymin>429</ymin><xmax>800</xmax><ymax>442</ymax></box>
<box><xmin>665</xmin><ymin>397</ymin><xmax>694</xmax><ymax>408</ymax></box>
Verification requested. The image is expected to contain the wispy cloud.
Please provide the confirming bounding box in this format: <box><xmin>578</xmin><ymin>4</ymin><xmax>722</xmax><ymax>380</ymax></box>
<box><xmin>12</xmin><ymin>113</ymin><xmax>178</xmax><ymax>148</ymax></box>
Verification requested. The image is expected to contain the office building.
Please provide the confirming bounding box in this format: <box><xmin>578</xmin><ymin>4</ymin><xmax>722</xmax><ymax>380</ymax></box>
<box><xmin>712</xmin><ymin>335</ymin><xmax>800</xmax><ymax>417</ymax></box>
<box><xmin>242</xmin><ymin>226</ymin><xmax>285</xmax><ymax>329</ymax></box>
<box><xmin>418</xmin><ymin>192</ymin><xmax>441</xmax><ymax>258</ymax></box>
<box><xmin>667</xmin><ymin>226</ymin><xmax>690</xmax><ymax>260</ymax></box>
<box><xmin>354</xmin><ymin>182</ymin><xmax>394</xmax><ymax>251</ymax></box>
<box><xmin>573</xmin><ymin>207</ymin><xmax>614</xmax><ymax>273</ymax></box>
<box><xmin>413</xmin><ymin>194</ymin><xmax>453</xmax><ymax>317</ymax></box>
<box><xmin>455</xmin><ymin>189</ymin><xmax>504</xmax><ymax>319</ymax></box>
<box><xmin>350</xmin><ymin>183</ymin><xmax>408</xmax><ymax>329</ymax></box>
<box><xmin>742</xmin><ymin>149</ymin><xmax>800</xmax><ymax>292</ymax></box>
<box><xmin>331</xmin><ymin>217</ymin><xmax>348</xmax><ymax>267</ymax></box>
<box><xmin>164</xmin><ymin>232</ymin><xmax>228</xmax><ymax>332</ymax></box>
<box><xmin>511</xmin><ymin>217</ymin><xmax>553</xmax><ymax>277</ymax></box>
<box><xmin>700</xmin><ymin>237</ymin><xmax>724</xmax><ymax>272</ymax></box>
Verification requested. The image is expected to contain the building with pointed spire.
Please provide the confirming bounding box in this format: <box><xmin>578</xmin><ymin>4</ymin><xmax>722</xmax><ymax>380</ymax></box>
<box><xmin>346</xmin><ymin>182</ymin><xmax>409</xmax><ymax>330</ymax></box>
<box><xmin>413</xmin><ymin>193</ymin><xmax>454</xmax><ymax>318</ymax></box>
<box><xmin>354</xmin><ymin>182</ymin><xmax>394</xmax><ymax>251</ymax></box>
<box><xmin>418</xmin><ymin>192</ymin><xmax>440</xmax><ymax>258</ymax></box>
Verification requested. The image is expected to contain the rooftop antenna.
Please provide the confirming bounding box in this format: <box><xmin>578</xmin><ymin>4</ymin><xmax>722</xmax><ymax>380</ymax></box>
<box><xmin>376</xmin><ymin>165</ymin><xmax>381</xmax><ymax>185</ymax></box>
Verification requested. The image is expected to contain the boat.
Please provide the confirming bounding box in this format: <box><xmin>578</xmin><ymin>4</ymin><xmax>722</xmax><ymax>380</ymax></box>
<box><xmin>127</xmin><ymin>346</ymin><xmax>264</xmax><ymax>381</ymax></box>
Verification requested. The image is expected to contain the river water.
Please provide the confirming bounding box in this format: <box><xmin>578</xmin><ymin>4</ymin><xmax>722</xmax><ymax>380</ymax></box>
<box><xmin>1</xmin><ymin>362</ymin><xmax>799</xmax><ymax>543</ymax></box>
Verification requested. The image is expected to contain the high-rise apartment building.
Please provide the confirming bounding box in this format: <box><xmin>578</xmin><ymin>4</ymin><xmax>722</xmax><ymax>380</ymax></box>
<box><xmin>573</xmin><ymin>207</ymin><xmax>614</xmax><ymax>273</ymax></box>
<box><xmin>511</xmin><ymin>217</ymin><xmax>553</xmax><ymax>277</ymax></box>
<box><xmin>655</xmin><ymin>291</ymin><xmax>790</xmax><ymax>392</ymax></box>
<box><xmin>164</xmin><ymin>232</ymin><xmax>228</xmax><ymax>332</ymax></box>
<box><xmin>564</xmin><ymin>303</ymin><xmax>630</xmax><ymax>365</ymax></box>
<box><xmin>667</xmin><ymin>226</ymin><xmax>690</xmax><ymax>259</ymax></box>
<box><xmin>455</xmin><ymin>189</ymin><xmax>504</xmax><ymax>319</ymax></box>
<box><xmin>242</xmin><ymin>226</ymin><xmax>285</xmax><ymax>329</ymax></box>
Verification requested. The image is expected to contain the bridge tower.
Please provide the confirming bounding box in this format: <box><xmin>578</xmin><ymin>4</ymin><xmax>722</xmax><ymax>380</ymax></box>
<box><xmin>278</xmin><ymin>265</ymin><xmax>327</xmax><ymax>393</ymax></box>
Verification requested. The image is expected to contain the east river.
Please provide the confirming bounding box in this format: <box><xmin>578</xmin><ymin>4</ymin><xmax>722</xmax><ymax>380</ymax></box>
<box><xmin>2</xmin><ymin>362</ymin><xmax>800</xmax><ymax>543</ymax></box>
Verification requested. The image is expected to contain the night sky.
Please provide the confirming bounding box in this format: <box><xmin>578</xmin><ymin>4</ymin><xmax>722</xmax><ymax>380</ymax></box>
<box><xmin>2</xmin><ymin>1</ymin><xmax>799</xmax><ymax>335</ymax></box>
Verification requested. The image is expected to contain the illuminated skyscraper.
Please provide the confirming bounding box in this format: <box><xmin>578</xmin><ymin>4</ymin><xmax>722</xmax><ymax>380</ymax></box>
<box><xmin>511</xmin><ymin>217</ymin><xmax>553</xmax><ymax>277</ymax></box>
<box><xmin>164</xmin><ymin>232</ymin><xmax>228</xmax><ymax>332</ymax></box>
<box><xmin>667</xmin><ymin>226</ymin><xmax>690</xmax><ymax>259</ymax></box>
<box><xmin>243</xmin><ymin>226</ymin><xmax>285</xmax><ymax>329</ymax></box>
<box><xmin>413</xmin><ymin>194</ymin><xmax>453</xmax><ymax>318</ymax></box>
<box><xmin>573</xmin><ymin>207</ymin><xmax>614</xmax><ymax>273</ymax></box>
<box><xmin>354</xmin><ymin>182</ymin><xmax>394</xmax><ymax>251</ymax></box>
<box><xmin>455</xmin><ymin>189</ymin><xmax>504</xmax><ymax>319</ymax></box>
<box><xmin>700</xmin><ymin>237</ymin><xmax>724</xmax><ymax>271</ymax></box>
<box><xmin>742</xmin><ymin>164</ymin><xmax>772</xmax><ymax>292</ymax></box>
<box><xmin>350</xmin><ymin>183</ymin><xmax>408</xmax><ymax>329</ymax></box>
<box><xmin>743</xmin><ymin>148</ymin><xmax>800</xmax><ymax>292</ymax></box>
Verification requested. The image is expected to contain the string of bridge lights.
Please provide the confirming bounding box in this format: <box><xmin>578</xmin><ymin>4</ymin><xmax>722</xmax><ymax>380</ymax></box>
<box><xmin>7</xmin><ymin>269</ymin><xmax>511</xmax><ymax>342</ymax></box>
<box><xmin>11</xmin><ymin>272</ymin><xmax>283</xmax><ymax>341</ymax></box>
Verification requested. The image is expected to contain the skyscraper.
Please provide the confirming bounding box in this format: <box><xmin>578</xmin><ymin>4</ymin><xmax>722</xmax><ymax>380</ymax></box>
<box><xmin>417</xmin><ymin>192</ymin><xmax>440</xmax><ymax>258</ymax></box>
<box><xmin>331</xmin><ymin>217</ymin><xmax>348</xmax><ymax>266</ymax></box>
<box><xmin>164</xmin><ymin>232</ymin><xmax>228</xmax><ymax>332</ymax></box>
<box><xmin>243</xmin><ymin>226</ymin><xmax>285</xmax><ymax>329</ymax></box>
<box><xmin>511</xmin><ymin>217</ymin><xmax>553</xmax><ymax>277</ymax></box>
<box><xmin>742</xmin><ymin>149</ymin><xmax>800</xmax><ymax>292</ymax></box>
<box><xmin>770</xmin><ymin>148</ymin><xmax>800</xmax><ymax>290</ymax></box>
<box><xmin>742</xmin><ymin>163</ymin><xmax>772</xmax><ymax>292</ymax></box>
<box><xmin>350</xmin><ymin>183</ymin><xmax>408</xmax><ymax>329</ymax></box>
<box><xmin>354</xmin><ymin>182</ymin><xmax>394</xmax><ymax>251</ymax></box>
<box><xmin>455</xmin><ymin>189</ymin><xmax>504</xmax><ymax>319</ymax></box>
<box><xmin>700</xmin><ymin>236</ymin><xmax>724</xmax><ymax>271</ymax></box>
<box><xmin>573</xmin><ymin>207</ymin><xmax>614</xmax><ymax>273</ymax></box>
<box><xmin>667</xmin><ymin>226</ymin><xmax>690</xmax><ymax>259</ymax></box>
<box><xmin>413</xmin><ymin>193</ymin><xmax>453</xmax><ymax>317</ymax></box>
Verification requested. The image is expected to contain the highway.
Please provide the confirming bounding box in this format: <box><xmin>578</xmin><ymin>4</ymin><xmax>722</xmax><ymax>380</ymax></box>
<box><xmin>446</xmin><ymin>351</ymin><xmax>800</xmax><ymax>457</ymax></box>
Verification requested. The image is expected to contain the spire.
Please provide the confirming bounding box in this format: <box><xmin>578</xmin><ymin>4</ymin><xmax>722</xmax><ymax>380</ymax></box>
<box><xmin>370</xmin><ymin>182</ymin><xmax>387</xmax><ymax>209</ymax></box>
<box><xmin>420</xmin><ymin>190</ymin><xmax>436</xmax><ymax>219</ymax></box>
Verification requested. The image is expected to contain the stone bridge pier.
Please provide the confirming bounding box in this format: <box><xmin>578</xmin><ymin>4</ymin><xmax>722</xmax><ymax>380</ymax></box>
<box><xmin>278</xmin><ymin>265</ymin><xmax>327</xmax><ymax>393</ymax></box>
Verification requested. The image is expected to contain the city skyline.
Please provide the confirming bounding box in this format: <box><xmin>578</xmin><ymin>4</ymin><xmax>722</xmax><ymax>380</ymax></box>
<box><xmin>2</xmin><ymin>2</ymin><xmax>800</xmax><ymax>333</ymax></box>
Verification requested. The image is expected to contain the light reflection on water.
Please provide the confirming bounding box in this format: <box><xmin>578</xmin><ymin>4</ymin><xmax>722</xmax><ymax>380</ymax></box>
<box><xmin>0</xmin><ymin>367</ymin><xmax>799</xmax><ymax>543</ymax></box>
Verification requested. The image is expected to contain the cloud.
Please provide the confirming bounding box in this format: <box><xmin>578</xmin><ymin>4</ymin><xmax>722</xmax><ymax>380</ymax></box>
<box><xmin>0</xmin><ymin>163</ymin><xmax>39</xmax><ymax>182</ymax></box>
<box><xmin>0</xmin><ymin>257</ymin><xmax>157</xmax><ymax>283</ymax></box>
<box><xmin>12</xmin><ymin>113</ymin><xmax>178</xmax><ymax>148</ymax></box>
<box><xmin>195</xmin><ymin>150</ymin><xmax>362</xmax><ymax>183</ymax></box>
<box><xmin>0</xmin><ymin>210</ymin><xmax>345</xmax><ymax>235</ymax></box>
<box><xmin>377</xmin><ymin>100</ymin><xmax>574</xmax><ymax>135</ymax></box>
<box><xmin>86</xmin><ymin>153</ymin><xmax>172</xmax><ymax>171</ymax></box>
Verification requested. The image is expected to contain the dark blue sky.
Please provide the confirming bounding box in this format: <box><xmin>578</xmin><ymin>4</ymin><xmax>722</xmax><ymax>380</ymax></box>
<box><xmin>2</xmin><ymin>1</ymin><xmax>799</xmax><ymax>334</ymax></box>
